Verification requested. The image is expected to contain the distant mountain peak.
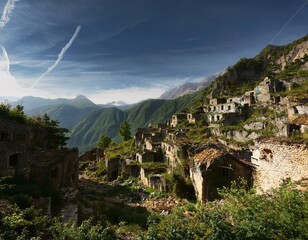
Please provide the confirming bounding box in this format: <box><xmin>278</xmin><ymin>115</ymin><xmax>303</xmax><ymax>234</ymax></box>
<box><xmin>160</xmin><ymin>74</ymin><xmax>221</xmax><ymax>100</ymax></box>
<box><xmin>75</xmin><ymin>95</ymin><xmax>88</xmax><ymax>100</ymax></box>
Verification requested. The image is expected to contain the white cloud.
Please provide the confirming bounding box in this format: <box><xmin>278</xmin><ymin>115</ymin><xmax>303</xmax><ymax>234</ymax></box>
<box><xmin>0</xmin><ymin>45</ymin><xmax>46</xmax><ymax>99</ymax></box>
<box><xmin>88</xmin><ymin>87</ymin><xmax>165</xmax><ymax>104</ymax></box>
<box><xmin>31</xmin><ymin>25</ymin><xmax>82</xmax><ymax>88</ymax></box>
<box><xmin>0</xmin><ymin>0</ymin><xmax>19</xmax><ymax>28</ymax></box>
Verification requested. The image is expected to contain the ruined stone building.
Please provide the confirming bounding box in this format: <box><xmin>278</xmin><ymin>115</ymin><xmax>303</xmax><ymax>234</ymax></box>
<box><xmin>203</xmin><ymin>98</ymin><xmax>249</xmax><ymax>124</ymax></box>
<box><xmin>189</xmin><ymin>146</ymin><xmax>254</xmax><ymax>202</ymax></box>
<box><xmin>169</xmin><ymin>113</ymin><xmax>187</xmax><ymax>128</ymax></box>
<box><xmin>0</xmin><ymin>117</ymin><xmax>78</xmax><ymax>190</ymax></box>
<box><xmin>254</xmin><ymin>78</ymin><xmax>285</xmax><ymax>103</ymax></box>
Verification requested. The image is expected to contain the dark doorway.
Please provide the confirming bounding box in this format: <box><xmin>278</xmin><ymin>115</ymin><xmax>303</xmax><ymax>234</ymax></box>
<box><xmin>9</xmin><ymin>154</ymin><xmax>19</xmax><ymax>167</ymax></box>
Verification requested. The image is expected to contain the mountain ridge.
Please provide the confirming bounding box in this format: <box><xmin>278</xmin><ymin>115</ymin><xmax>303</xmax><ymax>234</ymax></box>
<box><xmin>159</xmin><ymin>74</ymin><xmax>219</xmax><ymax>99</ymax></box>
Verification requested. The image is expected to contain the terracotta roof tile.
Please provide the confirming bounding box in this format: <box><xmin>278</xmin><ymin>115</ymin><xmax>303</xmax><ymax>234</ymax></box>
<box><xmin>193</xmin><ymin>148</ymin><xmax>224</xmax><ymax>165</ymax></box>
<box><xmin>291</xmin><ymin>114</ymin><xmax>308</xmax><ymax>125</ymax></box>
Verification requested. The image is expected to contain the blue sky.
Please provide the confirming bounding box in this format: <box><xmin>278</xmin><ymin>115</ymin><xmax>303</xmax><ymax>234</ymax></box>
<box><xmin>0</xmin><ymin>0</ymin><xmax>307</xmax><ymax>104</ymax></box>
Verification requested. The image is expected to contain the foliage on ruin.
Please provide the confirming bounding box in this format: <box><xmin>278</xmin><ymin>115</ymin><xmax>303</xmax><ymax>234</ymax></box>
<box><xmin>0</xmin><ymin>103</ymin><xmax>69</xmax><ymax>149</ymax></box>
<box><xmin>105</xmin><ymin>138</ymin><xmax>135</xmax><ymax>160</ymax></box>
<box><xmin>0</xmin><ymin>103</ymin><xmax>27</xmax><ymax>124</ymax></box>
<box><xmin>30</xmin><ymin>114</ymin><xmax>70</xmax><ymax>149</ymax></box>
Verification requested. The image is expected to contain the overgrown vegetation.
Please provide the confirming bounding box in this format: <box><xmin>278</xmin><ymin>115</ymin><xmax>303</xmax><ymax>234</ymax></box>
<box><xmin>140</xmin><ymin>181</ymin><xmax>308</xmax><ymax>240</ymax></box>
<box><xmin>163</xmin><ymin>172</ymin><xmax>196</xmax><ymax>201</ymax></box>
<box><xmin>0</xmin><ymin>103</ymin><xmax>69</xmax><ymax>149</ymax></box>
<box><xmin>105</xmin><ymin>138</ymin><xmax>135</xmax><ymax>159</ymax></box>
<box><xmin>0</xmin><ymin>177</ymin><xmax>117</xmax><ymax>240</ymax></box>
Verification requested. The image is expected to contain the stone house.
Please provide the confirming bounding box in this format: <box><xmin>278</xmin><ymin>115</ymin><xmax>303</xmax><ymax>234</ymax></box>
<box><xmin>136</xmin><ymin>151</ymin><xmax>163</xmax><ymax>164</ymax></box>
<box><xmin>135</xmin><ymin>127</ymin><xmax>154</xmax><ymax>147</ymax></box>
<box><xmin>254</xmin><ymin>78</ymin><xmax>285</xmax><ymax>103</ymax></box>
<box><xmin>209</xmin><ymin>98</ymin><xmax>227</xmax><ymax>105</ymax></box>
<box><xmin>169</xmin><ymin>113</ymin><xmax>187</xmax><ymax>128</ymax></box>
<box><xmin>144</xmin><ymin>132</ymin><xmax>165</xmax><ymax>151</ymax></box>
<box><xmin>165</xmin><ymin>130</ymin><xmax>187</xmax><ymax>141</ymax></box>
<box><xmin>242</xmin><ymin>91</ymin><xmax>256</xmax><ymax>105</ymax></box>
<box><xmin>287</xmin><ymin>114</ymin><xmax>308</xmax><ymax>137</ymax></box>
<box><xmin>140</xmin><ymin>166</ymin><xmax>166</xmax><ymax>191</ymax></box>
<box><xmin>187</xmin><ymin>113</ymin><xmax>205</xmax><ymax>124</ymax></box>
<box><xmin>206</xmin><ymin>113</ymin><xmax>224</xmax><ymax>122</ymax></box>
<box><xmin>205</xmin><ymin>102</ymin><xmax>242</xmax><ymax>114</ymax></box>
<box><xmin>190</xmin><ymin>146</ymin><xmax>254</xmax><ymax>202</ymax></box>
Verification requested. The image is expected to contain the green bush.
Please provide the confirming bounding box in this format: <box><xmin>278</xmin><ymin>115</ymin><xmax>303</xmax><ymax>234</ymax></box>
<box><xmin>140</xmin><ymin>181</ymin><xmax>308</xmax><ymax>240</ymax></box>
<box><xmin>10</xmin><ymin>194</ymin><xmax>33</xmax><ymax>209</ymax></box>
<box><xmin>0</xmin><ymin>205</ymin><xmax>117</xmax><ymax>240</ymax></box>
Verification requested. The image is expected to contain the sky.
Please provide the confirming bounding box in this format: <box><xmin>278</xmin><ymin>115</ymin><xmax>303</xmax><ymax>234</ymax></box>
<box><xmin>0</xmin><ymin>0</ymin><xmax>308</xmax><ymax>104</ymax></box>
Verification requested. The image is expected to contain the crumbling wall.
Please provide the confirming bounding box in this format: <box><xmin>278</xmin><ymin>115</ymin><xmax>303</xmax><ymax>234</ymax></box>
<box><xmin>106</xmin><ymin>157</ymin><xmax>120</xmax><ymax>181</ymax></box>
<box><xmin>30</xmin><ymin>148</ymin><xmax>79</xmax><ymax>190</ymax></box>
<box><xmin>251</xmin><ymin>140</ymin><xmax>308</xmax><ymax>192</ymax></box>
<box><xmin>149</xmin><ymin>175</ymin><xmax>166</xmax><ymax>192</ymax></box>
<box><xmin>189</xmin><ymin>162</ymin><xmax>204</xmax><ymax>202</ymax></box>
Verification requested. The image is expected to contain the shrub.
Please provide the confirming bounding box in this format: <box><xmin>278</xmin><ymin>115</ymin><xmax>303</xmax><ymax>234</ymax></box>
<box><xmin>141</xmin><ymin>181</ymin><xmax>308</xmax><ymax>240</ymax></box>
<box><xmin>10</xmin><ymin>194</ymin><xmax>33</xmax><ymax>209</ymax></box>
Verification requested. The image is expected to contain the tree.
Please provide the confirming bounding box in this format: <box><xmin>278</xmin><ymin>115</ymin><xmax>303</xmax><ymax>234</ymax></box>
<box><xmin>97</xmin><ymin>135</ymin><xmax>112</xmax><ymax>149</ymax></box>
<box><xmin>31</xmin><ymin>114</ymin><xmax>70</xmax><ymax>149</ymax></box>
<box><xmin>119</xmin><ymin>121</ymin><xmax>132</xmax><ymax>142</ymax></box>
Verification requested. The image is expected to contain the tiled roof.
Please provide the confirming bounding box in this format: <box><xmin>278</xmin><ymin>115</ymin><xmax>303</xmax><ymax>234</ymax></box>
<box><xmin>193</xmin><ymin>148</ymin><xmax>224</xmax><ymax>165</ymax></box>
<box><xmin>291</xmin><ymin>114</ymin><xmax>308</xmax><ymax>125</ymax></box>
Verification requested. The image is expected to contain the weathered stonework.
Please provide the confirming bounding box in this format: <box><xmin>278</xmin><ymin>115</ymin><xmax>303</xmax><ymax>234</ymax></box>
<box><xmin>251</xmin><ymin>140</ymin><xmax>308</xmax><ymax>193</ymax></box>
<box><xmin>0</xmin><ymin>117</ymin><xmax>79</xmax><ymax>190</ymax></box>
<box><xmin>190</xmin><ymin>146</ymin><xmax>253</xmax><ymax>202</ymax></box>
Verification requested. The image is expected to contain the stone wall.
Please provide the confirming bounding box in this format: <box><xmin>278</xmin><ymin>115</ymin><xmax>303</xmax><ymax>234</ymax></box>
<box><xmin>106</xmin><ymin>157</ymin><xmax>120</xmax><ymax>181</ymax></box>
<box><xmin>30</xmin><ymin>148</ymin><xmax>79</xmax><ymax>190</ymax></box>
<box><xmin>189</xmin><ymin>161</ymin><xmax>204</xmax><ymax>202</ymax></box>
<box><xmin>251</xmin><ymin>140</ymin><xmax>308</xmax><ymax>193</ymax></box>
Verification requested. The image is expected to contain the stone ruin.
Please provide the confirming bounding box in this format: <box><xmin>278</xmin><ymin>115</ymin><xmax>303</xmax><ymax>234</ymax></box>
<box><xmin>0</xmin><ymin>117</ymin><xmax>79</xmax><ymax>191</ymax></box>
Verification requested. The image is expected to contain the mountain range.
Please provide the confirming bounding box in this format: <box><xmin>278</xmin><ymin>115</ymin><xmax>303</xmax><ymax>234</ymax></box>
<box><xmin>13</xmin><ymin>91</ymin><xmax>202</xmax><ymax>153</ymax></box>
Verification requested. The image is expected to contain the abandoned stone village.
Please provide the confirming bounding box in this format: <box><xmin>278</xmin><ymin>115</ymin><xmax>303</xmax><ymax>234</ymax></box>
<box><xmin>1</xmin><ymin>40</ymin><xmax>308</xmax><ymax>222</ymax></box>
<box><xmin>80</xmin><ymin>75</ymin><xmax>308</xmax><ymax>203</ymax></box>
<box><xmin>1</xmin><ymin>79</ymin><xmax>307</xmax><ymax>219</ymax></box>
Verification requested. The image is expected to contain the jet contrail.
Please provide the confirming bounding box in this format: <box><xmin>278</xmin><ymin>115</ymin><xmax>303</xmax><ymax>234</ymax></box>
<box><xmin>0</xmin><ymin>0</ymin><xmax>19</xmax><ymax>28</ymax></box>
<box><xmin>0</xmin><ymin>44</ymin><xmax>13</xmax><ymax>77</ymax></box>
<box><xmin>270</xmin><ymin>0</ymin><xmax>308</xmax><ymax>44</ymax></box>
<box><xmin>31</xmin><ymin>25</ymin><xmax>82</xmax><ymax>89</ymax></box>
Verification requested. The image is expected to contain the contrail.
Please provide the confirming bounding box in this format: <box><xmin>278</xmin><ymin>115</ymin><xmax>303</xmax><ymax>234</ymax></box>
<box><xmin>270</xmin><ymin>0</ymin><xmax>308</xmax><ymax>44</ymax></box>
<box><xmin>0</xmin><ymin>44</ymin><xmax>13</xmax><ymax>77</ymax></box>
<box><xmin>31</xmin><ymin>25</ymin><xmax>81</xmax><ymax>89</ymax></box>
<box><xmin>0</xmin><ymin>0</ymin><xmax>19</xmax><ymax>28</ymax></box>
